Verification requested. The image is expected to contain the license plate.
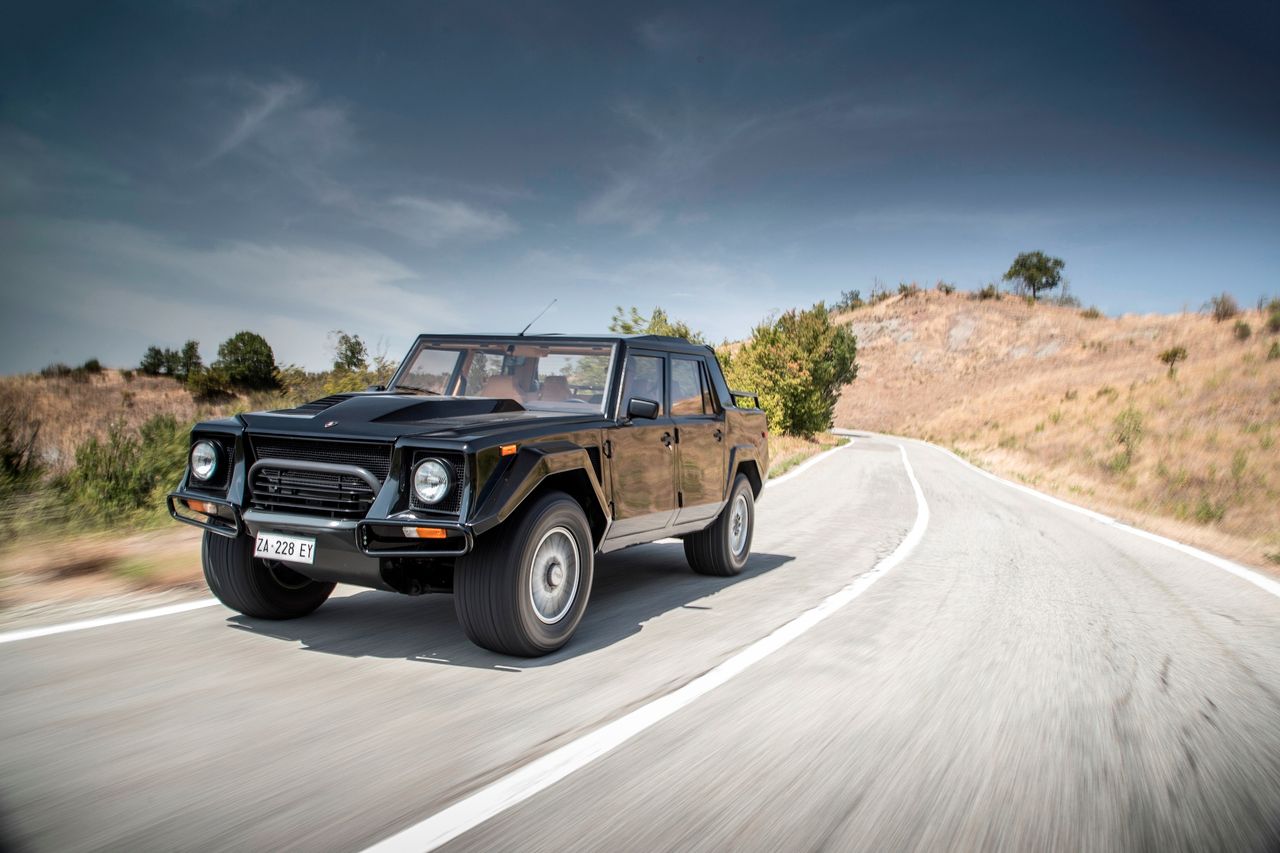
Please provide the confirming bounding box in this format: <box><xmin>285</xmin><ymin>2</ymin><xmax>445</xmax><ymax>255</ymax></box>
<box><xmin>254</xmin><ymin>532</ymin><xmax>316</xmax><ymax>565</ymax></box>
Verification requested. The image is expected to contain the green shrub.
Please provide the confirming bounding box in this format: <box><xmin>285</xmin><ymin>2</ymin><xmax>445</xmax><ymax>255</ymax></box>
<box><xmin>81</xmin><ymin>358</ymin><xmax>103</xmax><ymax>374</ymax></box>
<box><xmin>1159</xmin><ymin>346</ymin><xmax>1187</xmax><ymax>377</ymax></box>
<box><xmin>897</xmin><ymin>282</ymin><xmax>920</xmax><ymax>298</ymax></box>
<box><xmin>60</xmin><ymin>414</ymin><xmax>187</xmax><ymax>522</ymax></box>
<box><xmin>215</xmin><ymin>331</ymin><xmax>277</xmax><ymax>390</ymax></box>
<box><xmin>186</xmin><ymin>366</ymin><xmax>234</xmax><ymax>400</ymax></box>
<box><xmin>1207</xmin><ymin>292</ymin><xmax>1239</xmax><ymax>322</ymax></box>
<box><xmin>40</xmin><ymin>363</ymin><xmax>72</xmax><ymax>378</ymax></box>
<box><xmin>610</xmin><ymin>307</ymin><xmax>706</xmax><ymax>344</ymax></box>
<box><xmin>1194</xmin><ymin>495</ymin><xmax>1226</xmax><ymax>524</ymax></box>
<box><xmin>1269</xmin><ymin>342</ymin><xmax>1280</xmax><ymax>361</ymax></box>
<box><xmin>973</xmin><ymin>283</ymin><xmax>1000</xmax><ymax>301</ymax></box>
<box><xmin>1080</xmin><ymin>306</ymin><xmax>1103</xmax><ymax>319</ymax></box>
<box><xmin>834</xmin><ymin>289</ymin><xmax>864</xmax><ymax>311</ymax></box>
<box><xmin>1267</xmin><ymin>310</ymin><xmax>1280</xmax><ymax>335</ymax></box>
<box><xmin>1233</xmin><ymin>320</ymin><xmax>1252</xmax><ymax>341</ymax></box>
<box><xmin>1108</xmin><ymin>406</ymin><xmax>1143</xmax><ymax>472</ymax></box>
<box><xmin>936</xmin><ymin>281</ymin><xmax>956</xmax><ymax>295</ymax></box>
<box><xmin>720</xmin><ymin>304</ymin><xmax>858</xmax><ymax>437</ymax></box>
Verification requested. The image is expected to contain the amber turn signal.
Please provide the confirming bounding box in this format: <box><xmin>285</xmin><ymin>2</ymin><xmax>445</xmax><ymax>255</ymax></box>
<box><xmin>185</xmin><ymin>499</ymin><xmax>218</xmax><ymax>515</ymax></box>
<box><xmin>500</xmin><ymin>443</ymin><xmax>518</xmax><ymax>456</ymax></box>
<box><xmin>403</xmin><ymin>526</ymin><xmax>448</xmax><ymax>539</ymax></box>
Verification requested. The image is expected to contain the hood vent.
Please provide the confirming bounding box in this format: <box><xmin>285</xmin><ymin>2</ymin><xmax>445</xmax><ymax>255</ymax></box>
<box><xmin>273</xmin><ymin>394</ymin><xmax>353</xmax><ymax>416</ymax></box>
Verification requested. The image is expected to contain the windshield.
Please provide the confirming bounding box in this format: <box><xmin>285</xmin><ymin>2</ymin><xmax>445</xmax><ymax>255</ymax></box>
<box><xmin>392</xmin><ymin>340</ymin><xmax>615</xmax><ymax>414</ymax></box>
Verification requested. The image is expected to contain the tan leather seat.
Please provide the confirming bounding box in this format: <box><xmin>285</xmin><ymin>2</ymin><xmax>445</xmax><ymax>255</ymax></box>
<box><xmin>479</xmin><ymin>375</ymin><xmax>524</xmax><ymax>401</ymax></box>
<box><xmin>539</xmin><ymin>375</ymin><xmax>570</xmax><ymax>402</ymax></box>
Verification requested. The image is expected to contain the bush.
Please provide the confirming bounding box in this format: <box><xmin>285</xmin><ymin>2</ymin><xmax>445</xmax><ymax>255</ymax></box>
<box><xmin>1234</xmin><ymin>320</ymin><xmax>1252</xmax><ymax>341</ymax></box>
<box><xmin>0</xmin><ymin>396</ymin><xmax>42</xmax><ymax>482</ymax></box>
<box><xmin>973</xmin><ymin>283</ymin><xmax>1000</xmax><ymax>301</ymax></box>
<box><xmin>833</xmin><ymin>290</ymin><xmax>864</xmax><ymax>312</ymax></box>
<box><xmin>81</xmin><ymin>358</ymin><xmax>103</xmax><ymax>374</ymax></box>
<box><xmin>720</xmin><ymin>304</ymin><xmax>858</xmax><ymax>437</ymax></box>
<box><xmin>610</xmin><ymin>307</ymin><xmax>706</xmax><ymax>344</ymax></box>
<box><xmin>1208</xmin><ymin>292</ymin><xmax>1239</xmax><ymax>322</ymax></box>
<box><xmin>1081</xmin><ymin>306</ymin><xmax>1103</xmax><ymax>319</ymax></box>
<box><xmin>186</xmin><ymin>366</ymin><xmax>234</xmax><ymax>400</ymax></box>
<box><xmin>1268</xmin><ymin>342</ymin><xmax>1280</xmax><ymax>361</ymax></box>
<box><xmin>40</xmin><ymin>363</ymin><xmax>72</xmax><ymax>378</ymax></box>
<box><xmin>60</xmin><ymin>414</ymin><xmax>187</xmax><ymax>522</ymax></box>
<box><xmin>1267</xmin><ymin>310</ymin><xmax>1280</xmax><ymax>335</ymax></box>
<box><xmin>1159</xmin><ymin>346</ymin><xmax>1187</xmax><ymax>377</ymax></box>
<box><xmin>897</xmin><ymin>282</ymin><xmax>920</xmax><ymax>298</ymax></box>
<box><xmin>215</xmin><ymin>331</ymin><xmax>277</xmax><ymax>390</ymax></box>
<box><xmin>1108</xmin><ymin>406</ymin><xmax>1144</xmax><ymax>472</ymax></box>
<box><xmin>935</xmin><ymin>281</ymin><xmax>956</xmax><ymax>295</ymax></box>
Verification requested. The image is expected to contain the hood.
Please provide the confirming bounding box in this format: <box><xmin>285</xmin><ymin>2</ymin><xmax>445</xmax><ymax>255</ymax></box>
<box><xmin>238</xmin><ymin>392</ymin><xmax>604</xmax><ymax>442</ymax></box>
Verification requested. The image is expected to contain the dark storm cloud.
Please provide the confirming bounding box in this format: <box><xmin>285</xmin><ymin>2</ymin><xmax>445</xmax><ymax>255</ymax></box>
<box><xmin>1</xmin><ymin>0</ymin><xmax>1277</xmax><ymax>371</ymax></box>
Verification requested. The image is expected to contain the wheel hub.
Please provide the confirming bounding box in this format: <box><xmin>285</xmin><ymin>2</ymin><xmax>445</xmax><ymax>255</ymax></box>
<box><xmin>529</xmin><ymin>527</ymin><xmax>581</xmax><ymax>624</ymax></box>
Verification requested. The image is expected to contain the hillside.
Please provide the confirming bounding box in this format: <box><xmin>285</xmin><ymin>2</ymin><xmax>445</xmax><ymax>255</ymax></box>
<box><xmin>834</xmin><ymin>290</ymin><xmax>1280</xmax><ymax>569</ymax></box>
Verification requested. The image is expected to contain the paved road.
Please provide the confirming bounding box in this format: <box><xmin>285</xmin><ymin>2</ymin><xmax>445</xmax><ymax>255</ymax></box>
<box><xmin>2</xmin><ymin>435</ymin><xmax>1279</xmax><ymax>852</ymax></box>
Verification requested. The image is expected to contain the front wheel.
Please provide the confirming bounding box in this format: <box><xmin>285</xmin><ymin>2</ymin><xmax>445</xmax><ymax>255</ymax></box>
<box><xmin>684</xmin><ymin>474</ymin><xmax>755</xmax><ymax>576</ymax></box>
<box><xmin>202</xmin><ymin>531</ymin><xmax>335</xmax><ymax>619</ymax></box>
<box><xmin>454</xmin><ymin>493</ymin><xmax>594</xmax><ymax>656</ymax></box>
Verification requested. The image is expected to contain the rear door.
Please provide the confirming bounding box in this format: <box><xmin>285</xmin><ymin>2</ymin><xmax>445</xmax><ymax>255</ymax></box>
<box><xmin>670</xmin><ymin>355</ymin><xmax>728</xmax><ymax>524</ymax></box>
<box><xmin>605</xmin><ymin>350</ymin><xmax>679</xmax><ymax>540</ymax></box>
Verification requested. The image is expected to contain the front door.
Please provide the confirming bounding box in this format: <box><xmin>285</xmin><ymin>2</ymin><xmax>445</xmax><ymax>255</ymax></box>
<box><xmin>606</xmin><ymin>351</ymin><xmax>679</xmax><ymax>540</ymax></box>
<box><xmin>669</xmin><ymin>355</ymin><xmax>728</xmax><ymax>523</ymax></box>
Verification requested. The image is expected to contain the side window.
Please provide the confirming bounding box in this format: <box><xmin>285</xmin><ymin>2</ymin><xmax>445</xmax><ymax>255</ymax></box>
<box><xmin>622</xmin><ymin>354</ymin><xmax>665</xmax><ymax>416</ymax></box>
<box><xmin>670</xmin><ymin>358</ymin><xmax>707</xmax><ymax>416</ymax></box>
<box><xmin>698</xmin><ymin>360</ymin><xmax>717</xmax><ymax>414</ymax></box>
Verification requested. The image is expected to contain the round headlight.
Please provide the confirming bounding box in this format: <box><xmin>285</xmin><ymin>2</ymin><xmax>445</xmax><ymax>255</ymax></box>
<box><xmin>413</xmin><ymin>458</ymin><xmax>451</xmax><ymax>504</ymax></box>
<box><xmin>190</xmin><ymin>440</ymin><xmax>218</xmax><ymax>481</ymax></box>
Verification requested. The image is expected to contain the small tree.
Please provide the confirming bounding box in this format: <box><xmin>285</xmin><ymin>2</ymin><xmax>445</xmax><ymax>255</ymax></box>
<box><xmin>1003</xmin><ymin>251</ymin><xmax>1065</xmax><ymax>300</ymax></box>
<box><xmin>139</xmin><ymin>346</ymin><xmax>166</xmax><ymax>376</ymax></box>
<box><xmin>214</xmin><ymin>331</ymin><xmax>277</xmax><ymax>390</ymax></box>
<box><xmin>1233</xmin><ymin>320</ymin><xmax>1252</xmax><ymax>341</ymax></box>
<box><xmin>720</xmin><ymin>305</ymin><xmax>858</xmax><ymax>437</ymax></box>
<box><xmin>178</xmin><ymin>340</ymin><xmax>203</xmax><ymax>380</ymax></box>
<box><xmin>1159</xmin><ymin>345</ymin><xmax>1187</xmax><ymax>378</ymax></box>
<box><xmin>331</xmin><ymin>331</ymin><xmax>369</xmax><ymax>372</ymax></box>
<box><xmin>610</xmin><ymin>306</ymin><xmax>706</xmax><ymax>344</ymax></box>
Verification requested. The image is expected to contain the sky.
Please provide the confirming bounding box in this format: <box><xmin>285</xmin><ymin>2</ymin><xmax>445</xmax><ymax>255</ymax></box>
<box><xmin>1</xmin><ymin>0</ymin><xmax>1278</xmax><ymax>373</ymax></box>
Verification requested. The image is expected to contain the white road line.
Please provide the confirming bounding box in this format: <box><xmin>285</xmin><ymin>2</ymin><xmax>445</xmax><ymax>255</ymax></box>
<box><xmin>359</xmin><ymin>441</ymin><xmax>929</xmax><ymax>853</ymax></box>
<box><xmin>838</xmin><ymin>430</ymin><xmax>1280</xmax><ymax>601</ymax></box>
<box><xmin>766</xmin><ymin>435</ymin><xmax>855</xmax><ymax>487</ymax></box>
<box><xmin>0</xmin><ymin>599</ymin><xmax>221</xmax><ymax>645</ymax></box>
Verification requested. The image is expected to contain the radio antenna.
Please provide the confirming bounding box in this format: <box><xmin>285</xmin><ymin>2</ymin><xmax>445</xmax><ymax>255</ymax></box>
<box><xmin>518</xmin><ymin>297</ymin><xmax>557</xmax><ymax>336</ymax></box>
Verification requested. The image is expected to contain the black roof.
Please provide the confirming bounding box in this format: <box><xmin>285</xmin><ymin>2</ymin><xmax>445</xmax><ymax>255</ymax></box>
<box><xmin>409</xmin><ymin>332</ymin><xmax>711</xmax><ymax>355</ymax></box>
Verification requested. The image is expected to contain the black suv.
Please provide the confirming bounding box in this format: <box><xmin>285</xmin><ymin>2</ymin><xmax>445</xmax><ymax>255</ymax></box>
<box><xmin>169</xmin><ymin>334</ymin><xmax>769</xmax><ymax>656</ymax></box>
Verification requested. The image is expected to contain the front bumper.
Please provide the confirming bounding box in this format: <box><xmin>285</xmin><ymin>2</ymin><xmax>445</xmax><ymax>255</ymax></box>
<box><xmin>169</xmin><ymin>490</ymin><xmax>473</xmax><ymax>588</ymax></box>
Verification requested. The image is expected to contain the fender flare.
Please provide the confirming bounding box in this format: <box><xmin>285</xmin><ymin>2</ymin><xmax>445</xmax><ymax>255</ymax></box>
<box><xmin>725</xmin><ymin>443</ymin><xmax>764</xmax><ymax>498</ymax></box>
<box><xmin>469</xmin><ymin>441</ymin><xmax>610</xmax><ymax>537</ymax></box>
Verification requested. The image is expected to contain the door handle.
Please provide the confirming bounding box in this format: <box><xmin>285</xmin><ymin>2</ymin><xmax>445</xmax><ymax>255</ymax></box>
<box><xmin>660</xmin><ymin>432</ymin><xmax>673</xmax><ymax>447</ymax></box>
<box><xmin>713</xmin><ymin>429</ymin><xmax>724</xmax><ymax>442</ymax></box>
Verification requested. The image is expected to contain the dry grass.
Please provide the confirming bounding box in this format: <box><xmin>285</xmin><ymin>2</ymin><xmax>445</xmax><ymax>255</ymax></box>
<box><xmin>768</xmin><ymin>433</ymin><xmax>846</xmax><ymax>477</ymax></box>
<box><xmin>834</xmin><ymin>289</ymin><xmax>1280</xmax><ymax>571</ymax></box>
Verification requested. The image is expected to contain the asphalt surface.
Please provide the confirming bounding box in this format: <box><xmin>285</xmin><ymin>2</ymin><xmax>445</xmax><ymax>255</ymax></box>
<box><xmin>2</xmin><ymin>435</ymin><xmax>1279</xmax><ymax>852</ymax></box>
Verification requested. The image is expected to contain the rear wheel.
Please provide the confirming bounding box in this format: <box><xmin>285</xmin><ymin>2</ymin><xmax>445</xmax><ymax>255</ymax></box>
<box><xmin>454</xmin><ymin>493</ymin><xmax>594</xmax><ymax>656</ymax></box>
<box><xmin>684</xmin><ymin>474</ymin><xmax>755</xmax><ymax>576</ymax></box>
<box><xmin>202</xmin><ymin>531</ymin><xmax>334</xmax><ymax>619</ymax></box>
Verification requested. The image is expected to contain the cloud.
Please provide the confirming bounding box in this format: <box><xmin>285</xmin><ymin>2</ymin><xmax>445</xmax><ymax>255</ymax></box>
<box><xmin>0</xmin><ymin>217</ymin><xmax>459</xmax><ymax>371</ymax></box>
<box><xmin>198</xmin><ymin>76</ymin><xmax>517</xmax><ymax>247</ymax></box>
<box><xmin>205</xmin><ymin>77</ymin><xmax>309</xmax><ymax>163</ymax></box>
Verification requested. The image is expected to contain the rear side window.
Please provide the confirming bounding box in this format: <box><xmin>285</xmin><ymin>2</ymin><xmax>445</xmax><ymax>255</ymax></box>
<box><xmin>622</xmin><ymin>354</ymin><xmax>665</xmax><ymax>416</ymax></box>
<box><xmin>670</xmin><ymin>357</ymin><xmax>707</xmax><ymax>416</ymax></box>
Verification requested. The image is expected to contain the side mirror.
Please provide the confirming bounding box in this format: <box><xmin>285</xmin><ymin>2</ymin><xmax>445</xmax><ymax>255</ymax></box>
<box><xmin>626</xmin><ymin>397</ymin><xmax>660</xmax><ymax>420</ymax></box>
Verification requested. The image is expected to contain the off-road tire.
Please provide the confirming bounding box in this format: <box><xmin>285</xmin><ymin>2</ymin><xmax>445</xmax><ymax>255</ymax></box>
<box><xmin>202</xmin><ymin>531</ymin><xmax>335</xmax><ymax>619</ymax></box>
<box><xmin>454</xmin><ymin>492</ymin><xmax>594</xmax><ymax>657</ymax></box>
<box><xmin>684</xmin><ymin>473</ymin><xmax>755</xmax><ymax>576</ymax></box>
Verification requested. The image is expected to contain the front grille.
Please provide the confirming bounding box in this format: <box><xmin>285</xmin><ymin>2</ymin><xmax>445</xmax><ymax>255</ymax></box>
<box><xmin>248</xmin><ymin>437</ymin><xmax>392</xmax><ymax>519</ymax></box>
<box><xmin>250</xmin><ymin>467</ymin><xmax>377</xmax><ymax>518</ymax></box>
<box><xmin>250</xmin><ymin>437</ymin><xmax>392</xmax><ymax>481</ymax></box>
